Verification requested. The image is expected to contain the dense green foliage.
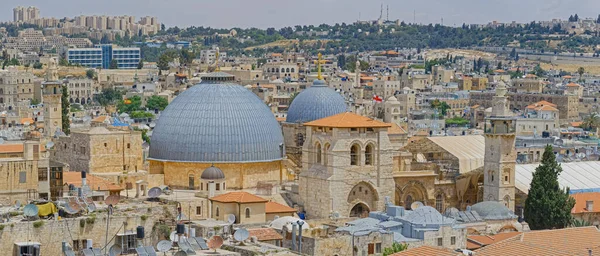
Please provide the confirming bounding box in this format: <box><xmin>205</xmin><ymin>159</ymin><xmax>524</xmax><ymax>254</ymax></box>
<box><xmin>130</xmin><ymin>111</ymin><xmax>154</xmax><ymax>119</ymax></box>
<box><xmin>117</xmin><ymin>95</ymin><xmax>142</xmax><ymax>113</ymax></box>
<box><xmin>524</xmin><ymin>145</ymin><xmax>575</xmax><ymax>230</ymax></box>
<box><xmin>383</xmin><ymin>242</ymin><xmax>408</xmax><ymax>256</ymax></box>
<box><xmin>96</xmin><ymin>88</ymin><xmax>123</xmax><ymax>106</ymax></box>
<box><xmin>445</xmin><ymin>117</ymin><xmax>470</xmax><ymax>126</ymax></box>
<box><xmin>109</xmin><ymin>59</ymin><xmax>118</xmax><ymax>69</ymax></box>
<box><xmin>146</xmin><ymin>96</ymin><xmax>169</xmax><ymax>111</ymax></box>
<box><xmin>85</xmin><ymin>69</ymin><xmax>96</xmax><ymax>79</ymax></box>
<box><xmin>61</xmin><ymin>85</ymin><xmax>70</xmax><ymax>135</ymax></box>
<box><xmin>430</xmin><ymin>99</ymin><xmax>450</xmax><ymax>116</ymax></box>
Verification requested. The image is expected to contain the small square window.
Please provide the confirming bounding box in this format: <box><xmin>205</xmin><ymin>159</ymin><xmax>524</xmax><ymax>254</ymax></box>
<box><xmin>437</xmin><ymin>237</ymin><xmax>443</xmax><ymax>246</ymax></box>
<box><xmin>19</xmin><ymin>171</ymin><xmax>26</xmax><ymax>183</ymax></box>
<box><xmin>451</xmin><ymin>236</ymin><xmax>456</xmax><ymax>245</ymax></box>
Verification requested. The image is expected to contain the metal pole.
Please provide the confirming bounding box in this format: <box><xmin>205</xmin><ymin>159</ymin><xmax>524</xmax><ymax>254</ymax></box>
<box><xmin>291</xmin><ymin>222</ymin><xmax>297</xmax><ymax>251</ymax></box>
<box><xmin>104</xmin><ymin>205</ymin><xmax>113</xmax><ymax>255</ymax></box>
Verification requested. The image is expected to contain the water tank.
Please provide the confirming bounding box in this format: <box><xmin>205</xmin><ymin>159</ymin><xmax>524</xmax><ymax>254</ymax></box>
<box><xmin>136</xmin><ymin>226</ymin><xmax>145</xmax><ymax>239</ymax></box>
<box><xmin>176</xmin><ymin>223</ymin><xmax>185</xmax><ymax>235</ymax></box>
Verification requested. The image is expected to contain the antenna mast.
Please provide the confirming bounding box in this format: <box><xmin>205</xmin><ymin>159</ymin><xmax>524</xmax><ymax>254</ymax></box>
<box><xmin>387</xmin><ymin>5</ymin><xmax>389</xmax><ymax>21</ymax></box>
<box><xmin>379</xmin><ymin>3</ymin><xmax>383</xmax><ymax>21</ymax></box>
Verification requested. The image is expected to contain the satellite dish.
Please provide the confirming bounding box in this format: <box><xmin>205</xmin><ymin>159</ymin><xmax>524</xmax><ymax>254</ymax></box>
<box><xmin>411</xmin><ymin>201</ymin><xmax>424</xmax><ymax>210</ymax></box>
<box><xmin>23</xmin><ymin>204</ymin><xmax>39</xmax><ymax>217</ymax></box>
<box><xmin>148</xmin><ymin>187</ymin><xmax>162</xmax><ymax>198</ymax></box>
<box><xmin>108</xmin><ymin>244</ymin><xmax>122</xmax><ymax>256</ymax></box>
<box><xmin>45</xmin><ymin>141</ymin><xmax>54</xmax><ymax>149</ymax></box>
<box><xmin>87</xmin><ymin>202</ymin><xmax>97</xmax><ymax>212</ymax></box>
<box><xmin>14</xmin><ymin>200</ymin><xmax>21</xmax><ymax>209</ymax></box>
<box><xmin>69</xmin><ymin>201</ymin><xmax>81</xmax><ymax>211</ymax></box>
<box><xmin>0</xmin><ymin>138</ymin><xmax>5</xmax><ymax>144</ymax></box>
<box><xmin>156</xmin><ymin>240</ymin><xmax>172</xmax><ymax>252</ymax></box>
<box><xmin>234</xmin><ymin>228</ymin><xmax>249</xmax><ymax>242</ymax></box>
<box><xmin>227</xmin><ymin>214</ymin><xmax>236</xmax><ymax>224</ymax></box>
<box><xmin>260</xmin><ymin>245</ymin><xmax>269</xmax><ymax>253</ymax></box>
<box><xmin>207</xmin><ymin>236</ymin><xmax>224</xmax><ymax>251</ymax></box>
<box><xmin>104</xmin><ymin>195</ymin><xmax>120</xmax><ymax>206</ymax></box>
<box><xmin>169</xmin><ymin>231</ymin><xmax>177</xmax><ymax>241</ymax></box>
<box><xmin>82</xmin><ymin>185</ymin><xmax>92</xmax><ymax>197</ymax></box>
<box><xmin>64</xmin><ymin>204</ymin><xmax>79</xmax><ymax>214</ymax></box>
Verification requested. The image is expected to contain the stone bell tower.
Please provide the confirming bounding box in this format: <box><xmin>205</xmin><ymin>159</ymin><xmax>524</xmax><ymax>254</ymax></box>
<box><xmin>483</xmin><ymin>81</ymin><xmax>516</xmax><ymax>211</ymax></box>
<box><xmin>43</xmin><ymin>58</ymin><xmax>63</xmax><ymax>137</ymax></box>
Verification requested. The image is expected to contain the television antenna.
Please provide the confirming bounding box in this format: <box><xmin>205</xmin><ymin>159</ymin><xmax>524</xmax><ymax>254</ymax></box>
<box><xmin>207</xmin><ymin>236</ymin><xmax>224</xmax><ymax>252</ymax></box>
<box><xmin>234</xmin><ymin>228</ymin><xmax>249</xmax><ymax>243</ymax></box>
<box><xmin>103</xmin><ymin>194</ymin><xmax>120</xmax><ymax>255</ymax></box>
<box><xmin>156</xmin><ymin>240</ymin><xmax>172</xmax><ymax>254</ymax></box>
<box><xmin>108</xmin><ymin>244</ymin><xmax>122</xmax><ymax>256</ymax></box>
<box><xmin>227</xmin><ymin>214</ymin><xmax>236</xmax><ymax>224</ymax></box>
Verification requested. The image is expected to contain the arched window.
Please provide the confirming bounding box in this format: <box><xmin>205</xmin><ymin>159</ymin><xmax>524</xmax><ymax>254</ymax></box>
<box><xmin>316</xmin><ymin>142</ymin><xmax>322</xmax><ymax>164</ymax></box>
<box><xmin>291</xmin><ymin>68</ymin><xmax>295</xmax><ymax>72</ymax></box>
<box><xmin>365</xmin><ymin>144</ymin><xmax>374</xmax><ymax>165</ymax></box>
<box><xmin>350</xmin><ymin>144</ymin><xmax>360</xmax><ymax>165</ymax></box>
<box><xmin>503</xmin><ymin>196</ymin><xmax>511</xmax><ymax>207</ymax></box>
<box><xmin>435</xmin><ymin>194</ymin><xmax>444</xmax><ymax>213</ymax></box>
<box><xmin>405</xmin><ymin>195</ymin><xmax>413</xmax><ymax>210</ymax></box>
<box><xmin>324</xmin><ymin>143</ymin><xmax>330</xmax><ymax>166</ymax></box>
<box><xmin>286</xmin><ymin>68</ymin><xmax>290</xmax><ymax>72</ymax></box>
<box><xmin>245</xmin><ymin>208</ymin><xmax>251</xmax><ymax>218</ymax></box>
<box><xmin>216</xmin><ymin>207</ymin><xmax>220</xmax><ymax>217</ymax></box>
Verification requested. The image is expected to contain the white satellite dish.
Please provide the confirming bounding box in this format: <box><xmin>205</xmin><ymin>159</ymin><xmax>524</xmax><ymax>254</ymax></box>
<box><xmin>156</xmin><ymin>240</ymin><xmax>172</xmax><ymax>252</ymax></box>
<box><xmin>411</xmin><ymin>201</ymin><xmax>424</xmax><ymax>210</ymax></box>
<box><xmin>234</xmin><ymin>228</ymin><xmax>249</xmax><ymax>242</ymax></box>
<box><xmin>227</xmin><ymin>214</ymin><xmax>236</xmax><ymax>224</ymax></box>
<box><xmin>14</xmin><ymin>200</ymin><xmax>21</xmax><ymax>209</ymax></box>
<box><xmin>260</xmin><ymin>245</ymin><xmax>269</xmax><ymax>253</ymax></box>
<box><xmin>108</xmin><ymin>244</ymin><xmax>122</xmax><ymax>256</ymax></box>
<box><xmin>45</xmin><ymin>141</ymin><xmax>54</xmax><ymax>149</ymax></box>
<box><xmin>0</xmin><ymin>138</ymin><xmax>5</xmax><ymax>144</ymax></box>
<box><xmin>23</xmin><ymin>204</ymin><xmax>38</xmax><ymax>217</ymax></box>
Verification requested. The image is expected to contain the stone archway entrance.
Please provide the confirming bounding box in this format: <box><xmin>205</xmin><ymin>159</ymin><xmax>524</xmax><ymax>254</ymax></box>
<box><xmin>349</xmin><ymin>203</ymin><xmax>370</xmax><ymax>218</ymax></box>
<box><xmin>135</xmin><ymin>180</ymin><xmax>148</xmax><ymax>198</ymax></box>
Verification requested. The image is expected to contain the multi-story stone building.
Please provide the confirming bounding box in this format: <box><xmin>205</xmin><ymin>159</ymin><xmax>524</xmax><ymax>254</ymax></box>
<box><xmin>299</xmin><ymin>112</ymin><xmax>395</xmax><ymax>219</ymax></box>
<box><xmin>53</xmin><ymin>127</ymin><xmax>143</xmax><ymax>174</ymax></box>
<box><xmin>65</xmin><ymin>78</ymin><xmax>100</xmax><ymax>105</ymax></box>
<box><xmin>0</xmin><ymin>69</ymin><xmax>38</xmax><ymax>108</ymax></box>
<box><xmin>42</xmin><ymin>59</ymin><xmax>62</xmax><ymax>137</ymax></box>
<box><xmin>511</xmin><ymin>75</ymin><xmax>544</xmax><ymax>93</ymax></box>
<box><xmin>400</xmin><ymin>68</ymin><xmax>431</xmax><ymax>90</ymax></box>
<box><xmin>67</xmin><ymin>44</ymin><xmax>140</xmax><ymax>69</ymax></box>
<box><xmin>0</xmin><ymin>141</ymin><xmax>47</xmax><ymax>204</ymax></box>
<box><xmin>470</xmin><ymin>91</ymin><xmax>579</xmax><ymax>121</ymax></box>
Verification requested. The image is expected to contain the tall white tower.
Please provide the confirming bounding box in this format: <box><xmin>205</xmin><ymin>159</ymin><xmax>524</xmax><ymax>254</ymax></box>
<box><xmin>483</xmin><ymin>81</ymin><xmax>516</xmax><ymax>211</ymax></box>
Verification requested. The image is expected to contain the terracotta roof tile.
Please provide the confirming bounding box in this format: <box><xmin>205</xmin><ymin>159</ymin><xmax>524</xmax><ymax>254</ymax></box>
<box><xmin>247</xmin><ymin>228</ymin><xmax>283</xmax><ymax>241</ymax></box>
<box><xmin>20</xmin><ymin>117</ymin><xmax>34</xmax><ymax>124</ymax></box>
<box><xmin>265</xmin><ymin>201</ymin><xmax>296</xmax><ymax>213</ymax></box>
<box><xmin>209</xmin><ymin>191</ymin><xmax>268</xmax><ymax>204</ymax></box>
<box><xmin>63</xmin><ymin>172</ymin><xmax>123</xmax><ymax>191</ymax></box>
<box><xmin>304</xmin><ymin>112</ymin><xmax>391</xmax><ymax>128</ymax></box>
<box><xmin>0</xmin><ymin>144</ymin><xmax>24</xmax><ymax>153</ymax></box>
<box><xmin>92</xmin><ymin>115</ymin><xmax>110</xmax><ymax>123</ymax></box>
<box><xmin>573</xmin><ymin>192</ymin><xmax>600</xmax><ymax>213</ymax></box>
<box><xmin>467</xmin><ymin>232</ymin><xmax>522</xmax><ymax>250</ymax></box>
<box><xmin>475</xmin><ymin>237</ymin><xmax>571</xmax><ymax>256</ymax></box>
<box><xmin>390</xmin><ymin>246</ymin><xmax>460</xmax><ymax>256</ymax></box>
<box><xmin>567</xmin><ymin>82</ymin><xmax>581</xmax><ymax>87</ymax></box>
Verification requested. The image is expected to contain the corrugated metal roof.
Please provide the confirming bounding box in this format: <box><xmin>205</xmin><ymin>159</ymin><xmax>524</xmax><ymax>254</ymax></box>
<box><xmin>516</xmin><ymin>161</ymin><xmax>600</xmax><ymax>194</ymax></box>
<box><xmin>149</xmin><ymin>73</ymin><xmax>284</xmax><ymax>163</ymax></box>
<box><xmin>426</xmin><ymin>135</ymin><xmax>485</xmax><ymax>173</ymax></box>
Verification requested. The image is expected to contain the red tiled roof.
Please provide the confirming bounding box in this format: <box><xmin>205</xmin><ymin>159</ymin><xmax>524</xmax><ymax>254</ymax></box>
<box><xmin>247</xmin><ymin>228</ymin><xmax>283</xmax><ymax>241</ymax></box>
<box><xmin>390</xmin><ymin>246</ymin><xmax>460</xmax><ymax>256</ymax></box>
<box><xmin>209</xmin><ymin>191</ymin><xmax>268</xmax><ymax>204</ymax></box>
<box><xmin>265</xmin><ymin>201</ymin><xmax>296</xmax><ymax>213</ymax></box>
<box><xmin>467</xmin><ymin>232</ymin><xmax>522</xmax><ymax>250</ymax></box>
<box><xmin>304</xmin><ymin>112</ymin><xmax>391</xmax><ymax>128</ymax></box>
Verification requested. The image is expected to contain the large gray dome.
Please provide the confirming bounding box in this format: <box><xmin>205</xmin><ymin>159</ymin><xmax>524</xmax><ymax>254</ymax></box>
<box><xmin>470</xmin><ymin>201</ymin><xmax>517</xmax><ymax>220</ymax></box>
<box><xmin>149</xmin><ymin>72</ymin><xmax>284</xmax><ymax>163</ymax></box>
<box><xmin>286</xmin><ymin>80</ymin><xmax>347</xmax><ymax>123</ymax></box>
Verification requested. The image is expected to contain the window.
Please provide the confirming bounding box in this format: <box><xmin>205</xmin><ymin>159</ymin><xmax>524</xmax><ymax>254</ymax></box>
<box><xmin>216</xmin><ymin>207</ymin><xmax>220</xmax><ymax>217</ymax></box>
<box><xmin>368</xmin><ymin>243</ymin><xmax>374</xmax><ymax>254</ymax></box>
<box><xmin>316</xmin><ymin>142</ymin><xmax>322</xmax><ymax>164</ymax></box>
<box><xmin>451</xmin><ymin>236</ymin><xmax>456</xmax><ymax>245</ymax></box>
<box><xmin>104</xmin><ymin>143</ymin><xmax>107</xmax><ymax>147</ymax></box>
<box><xmin>38</xmin><ymin>168</ymin><xmax>48</xmax><ymax>182</ymax></box>
<box><xmin>375</xmin><ymin>243</ymin><xmax>382</xmax><ymax>253</ymax></box>
<box><xmin>323</xmin><ymin>143</ymin><xmax>330</xmax><ymax>165</ymax></box>
<box><xmin>196</xmin><ymin>206</ymin><xmax>202</xmax><ymax>215</ymax></box>
<box><xmin>350</xmin><ymin>144</ymin><xmax>360</xmax><ymax>165</ymax></box>
<box><xmin>127</xmin><ymin>143</ymin><xmax>130</xmax><ymax>149</ymax></box>
<box><xmin>437</xmin><ymin>237</ymin><xmax>443</xmax><ymax>246</ymax></box>
<box><xmin>365</xmin><ymin>144</ymin><xmax>374</xmax><ymax>165</ymax></box>
<box><xmin>436</xmin><ymin>194</ymin><xmax>444</xmax><ymax>213</ymax></box>
<box><xmin>216</xmin><ymin>183</ymin><xmax>220</xmax><ymax>191</ymax></box>
<box><xmin>245</xmin><ymin>208</ymin><xmax>251</xmax><ymax>218</ymax></box>
<box><xmin>19</xmin><ymin>171</ymin><xmax>26</xmax><ymax>183</ymax></box>
<box><xmin>405</xmin><ymin>195</ymin><xmax>413</xmax><ymax>209</ymax></box>
<box><xmin>200</xmin><ymin>183</ymin><xmax>203</xmax><ymax>191</ymax></box>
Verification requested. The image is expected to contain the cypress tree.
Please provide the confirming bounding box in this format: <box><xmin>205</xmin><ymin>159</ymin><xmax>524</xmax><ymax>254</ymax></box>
<box><xmin>524</xmin><ymin>145</ymin><xmax>575</xmax><ymax>230</ymax></box>
<box><xmin>61</xmin><ymin>84</ymin><xmax>70</xmax><ymax>135</ymax></box>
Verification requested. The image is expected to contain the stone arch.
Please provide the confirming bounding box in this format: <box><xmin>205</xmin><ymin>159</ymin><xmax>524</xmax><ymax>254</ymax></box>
<box><xmin>315</xmin><ymin>141</ymin><xmax>322</xmax><ymax>164</ymax></box>
<box><xmin>435</xmin><ymin>191</ymin><xmax>445</xmax><ymax>213</ymax></box>
<box><xmin>81</xmin><ymin>98</ymin><xmax>86</xmax><ymax>105</ymax></box>
<box><xmin>503</xmin><ymin>195</ymin><xmax>511</xmax><ymax>207</ymax></box>
<box><xmin>498</xmin><ymin>224</ymin><xmax>518</xmax><ymax>233</ymax></box>
<box><xmin>75</xmin><ymin>98</ymin><xmax>80</xmax><ymax>103</ymax></box>
<box><xmin>396</xmin><ymin>181</ymin><xmax>428</xmax><ymax>209</ymax></box>
<box><xmin>350</xmin><ymin>143</ymin><xmax>361</xmax><ymax>165</ymax></box>
<box><xmin>69</xmin><ymin>98</ymin><xmax>74</xmax><ymax>103</ymax></box>
<box><xmin>323</xmin><ymin>143</ymin><xmax>330</xmax><ymax>166</ymax></box>
<box><xmin>349</xmin><ymin>202</ymin><xmax>370</xmax><ymax>218</ymax></box>
<box><xmin>188</xmin><ymin>171</ymin><xmax>196</xmax><ymax>189</ymax></box>
<box><xmin>347</xmin><ymin>181</ymin><xmax>379</xmax><ymax>216</ymax></box>
<box><xmin>365</xmin><ymin>143</ymin><xmax>375</xmax><ymax>166</ymax></box>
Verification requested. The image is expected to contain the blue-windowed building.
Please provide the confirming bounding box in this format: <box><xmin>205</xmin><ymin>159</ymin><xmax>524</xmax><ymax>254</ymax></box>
<box><xmin>67</xmin><ymin>44</ymin><xmax>141</xmax><ymax>69</ymax></box>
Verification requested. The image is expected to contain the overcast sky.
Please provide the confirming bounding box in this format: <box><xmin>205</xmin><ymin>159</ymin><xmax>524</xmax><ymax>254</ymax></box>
<box><xmin>3</xmin><ymin>0</ymin><xmax>600</xmax><ymax>29</ymax></box>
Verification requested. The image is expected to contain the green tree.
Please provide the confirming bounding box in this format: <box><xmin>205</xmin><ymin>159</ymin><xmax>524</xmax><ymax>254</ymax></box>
<box><xmin>430</xmin><ymin>99</ymin><xmax>450</xmax><ymax>116</ymax></box>
<box><xmin>85</xmin><ymin>69</ymin><xmax>96</xmax><ymax>80</ymax></box>
<box><xmin>61</xmin><ymin>85</ymin><xmax>70</xmax><ymax>135</ymax></box>
<box><xmin>33</xmin><ymin>62</ymin><xmax>43</xmax><ymax>69</ymax></box>
<box><xmin>109</xmin><ymin>59</ymin><xmax>119</xmax><ymax>69</ymax></box>
<box><xmin>59</xmin><ymin>58</ymin><xmax>69</xmax><ymax>66</ymax></box>
<box><xmin>146</xmin><ymin>96</ymin><xmax>169</xmax><ymax>111</ymax></box>
<box><xmin>383</xmin><ymin>242</ymin><xmax>408</xmax><ymax>256</ymax></box>
<box><xmin>30</xmin><ymin>98</ymin><xmax>40</xmax><ymax>105</ymax></box>
<box><xmin>96</xmin><ymin>88</ymin><xmax>123</xmax><ymax>106</ymax></box>
<box><xmin>577</xmin><ymin>67</ymin><xmax>585</xmax><ymax>80</ymax></box>
<box><xmin>496</xmin><ymin>61</ymin><xmax>503</xmax><ymax>70</ymax></box>
<box><xmin>137</xmin><ymin>60</ymin><xmax>144</xmax><ymax>69</ymax></box>
<box><xmin>524</xmin><ymin>145</ymin><xmax>575</xmax><ymax>230</ymax></box>
<box><xmin>582</xmin><ymin>113</ymin><xmax>600</xmax><ymax>131</ymax></box>
<box><xmin>117</xmin><ymin>95</ymin><xmax>142</xmax><ymax>113</ymax></box>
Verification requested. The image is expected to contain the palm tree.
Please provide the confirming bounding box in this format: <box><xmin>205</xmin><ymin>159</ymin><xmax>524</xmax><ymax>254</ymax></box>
<box><xmin>583</xmin><ymin>113</ymin><xmax>600</xmax><ymax>131</ymax></box>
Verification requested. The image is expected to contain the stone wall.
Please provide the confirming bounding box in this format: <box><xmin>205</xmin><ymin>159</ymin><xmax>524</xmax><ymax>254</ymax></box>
<box><xmin>0</xmin><ymin>213</ymin><xmax>160</xmax><ymax>255</ymax></box>
<box><xmin>0</xmin><ymin>159</ymin><xmax>39</xmax><ymax>205</ymax></box>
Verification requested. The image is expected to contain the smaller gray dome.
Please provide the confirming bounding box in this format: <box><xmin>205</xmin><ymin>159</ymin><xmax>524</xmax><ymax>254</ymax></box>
<box><xmin>201</xmin><ymin>165</ymin><xmax>225</xmax><ymax>180</ymax></box>
<box><xmin>471</xmin><ymin>201</ymin><xmax>517</xmax><ymax>220</ymax></box>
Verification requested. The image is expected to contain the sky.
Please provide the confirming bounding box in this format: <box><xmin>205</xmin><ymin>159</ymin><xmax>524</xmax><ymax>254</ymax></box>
<box><xmin>3</xmin><ymin>0</ymin><xmax>600</xmax><ymax>29</ymax></box>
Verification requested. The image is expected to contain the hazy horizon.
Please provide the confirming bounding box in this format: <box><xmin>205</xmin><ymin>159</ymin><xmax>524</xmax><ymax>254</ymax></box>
<box><xmin>3</xmin><ymin>0</ymin><xmax>600</xmax><ymax>29</ymax></box>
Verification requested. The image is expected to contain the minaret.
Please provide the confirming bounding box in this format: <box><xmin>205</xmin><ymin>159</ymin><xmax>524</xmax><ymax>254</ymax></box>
<box><xmin>43</xmin><ymin>58</ymin><xmax>63</xmax><ymax>137</ymax></box>
<box><xmin>483</xmin><ymin>81</ymin><xmax>516</xmax><ymax>211</ymax></box>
